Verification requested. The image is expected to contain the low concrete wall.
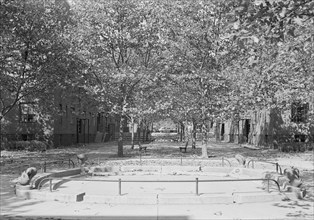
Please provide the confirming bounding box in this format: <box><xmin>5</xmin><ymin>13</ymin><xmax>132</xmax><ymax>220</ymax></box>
<box><xmin>120</xmin><ymin>166</ymin><xmax>162</xmax><ymax>173</ymax></box>
<box><xmin>15</xmin><ymin>165</ymin><xmax>298</xmax><ymax>205</ymax></box>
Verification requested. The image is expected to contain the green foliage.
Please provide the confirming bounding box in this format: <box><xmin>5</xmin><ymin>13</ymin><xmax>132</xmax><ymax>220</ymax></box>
<box><xmin>1</xmin><ymin>0</ymin><xmax>313</xmax><ymax>152</ymax></box>
<box><xmin>0</xmin><ymin>0</ymin><xmax>82</xmax><ymax>118</ymax></box>
<box><xmin>69</xmin><ymin>0</ymin><xmax>169</xmax><ymax>156</ymax></box>
<box><xmin>228</xmin><ymin>0</ymin><xmax>314</xmax><ymax>110</ymax></box>
<box><xmin>69</xmin><ymin>0</ymin><xmax>313</xmax><ymax>152</ymax></box>
<box><xmin>3</xmin><ymin>140</ymin><xmax>47</xmax><ymax>152</ymax></box>
<box><xmin>0</xmin><ymin>0</ymin><xmax>89</xmax><ymax>152</ymax></box>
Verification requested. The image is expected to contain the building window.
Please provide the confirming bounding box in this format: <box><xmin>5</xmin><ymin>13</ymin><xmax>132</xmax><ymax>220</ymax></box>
<box><xmin>20</xmin><ymin>103</ymin><xmax>36</xmax><ymax>123</ymax></box>
<box><xmin>291</xmin><ymin>102</ymin><xmax>309</xmax><ymax>123</ymax></box>
<box><xmin>21</xmin><ymin>134</ymin><xmax>35</xmax><ymax>141</ymax></box>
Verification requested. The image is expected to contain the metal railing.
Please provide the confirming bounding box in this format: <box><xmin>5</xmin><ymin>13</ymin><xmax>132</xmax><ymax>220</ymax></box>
<box><xmin>45</xmin><ymin>177</ymin><xmax>281</xmax><ymax>195</ymax></box>
<box><xmin>41</xmin><ymin>158</ymin><xmax>75</xmax><ymax>172</ymax></box>
<box><xmin>9</xmin><ymin>158</ymin><xmax>75</xmax><ymax>174</ymax></box>
<box><xmin>37</xmin><ymin>172</ymin><xmax>83</xmax><ymax>190</ymax></box>
<box><xmin>246</xmin><ymin>160</ymin><xmax>282</xmax><ymax>174</ymax></box>
<box><xmin>221</xmin><ymin>157</ymin><xmax>232</xmax><ymax>167</ymax></box>
<box><xmin>137</xmin><ymin>155</ymin><xmax>233</xmax><ymax>167</ymax></box>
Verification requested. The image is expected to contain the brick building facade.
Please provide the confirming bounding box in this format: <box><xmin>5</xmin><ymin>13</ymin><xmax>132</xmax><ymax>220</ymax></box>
<box><xmin>215</xmin><ymin>98</ymin><xmax>314</xmax><ymax>147</ymax></box>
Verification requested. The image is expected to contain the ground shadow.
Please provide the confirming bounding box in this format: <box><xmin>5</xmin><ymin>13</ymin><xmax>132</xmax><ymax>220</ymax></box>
<box><xmin>1</xmin><ymin>215</ymin><xmax>190</xmax><ymax>220</ymax></box>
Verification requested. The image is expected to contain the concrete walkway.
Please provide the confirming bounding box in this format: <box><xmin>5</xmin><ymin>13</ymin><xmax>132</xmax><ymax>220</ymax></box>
<box><xmin>1</xmin><ymin>197</ymin><xmax>314</xmax><ymax>220</ymax></box>
<box><xmin>2</xmin><ymin>170</ymin><xmax>314</xmax><ymax>220</ymax></box>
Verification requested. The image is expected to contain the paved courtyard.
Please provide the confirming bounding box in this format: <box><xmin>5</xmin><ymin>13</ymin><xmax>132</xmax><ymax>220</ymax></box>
<box><xmin>1</xmin><ymin>141</ymin><xmax>313</xmax><ymax>219</ymax></box>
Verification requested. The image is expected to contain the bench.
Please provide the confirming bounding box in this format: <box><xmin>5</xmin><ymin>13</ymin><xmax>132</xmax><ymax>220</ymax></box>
<box><xmin>171</xmin><ymin>138</ymin><xmax>179</xmax><ymax>142</ymax></box>
<box><xmin>179</xmin><ymin>141</ymin><xmax>189</xmax><ymax>153</ymax></box>
<box><xmin>138</xmin><ymin>143</ymin><xmax>147</xmax><ymax>152</ymax></box>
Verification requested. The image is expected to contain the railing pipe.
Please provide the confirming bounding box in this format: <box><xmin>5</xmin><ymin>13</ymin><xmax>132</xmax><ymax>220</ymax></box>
<box><xmin>247</xmin><ymin>160</ymin><xmax>281</xmax><ymax>174</ymax></box>
<box><xmin>50</xmin><ymin>177</ymin><xmax>281</xmax><ymax>193</ymax></box>
<box><xmin>277</xmin><ymin>163</ymin><xmax>282</xmax><ymax>175</ymax></box>
<box><xmin>221</xmin><ymin>157</ymin><xmax>232</xmax><ymax>167</ymax></box>
<box><xmin>41</xmin><ymin>159</ymin><xmax>75</xmax><ymax>173</ymax></box>
<box><xmin>49</xmin><ymin>179</ymin><xmax>52</xmax><ymax>192</ymax></box>
<box><xmin>196</xmin><ymin>178</ymin><xmax>199</xmax><ymax>195</ymax></box>
<box><xmin>44</xmin><ymin>161</ymin><xmax>47</xmax><ymax>173</ymax></box>
<box><xmin>119</xmin><ymin>178</ymin><xmax>122</xmax><ymax>196</ymax></box>
<box><xmin>38</xmin><ymin>178</ymin><xmax>51</xmax><ymax>190</ymax></box>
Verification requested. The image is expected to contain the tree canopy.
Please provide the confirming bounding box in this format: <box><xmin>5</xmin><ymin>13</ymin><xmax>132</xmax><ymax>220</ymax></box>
<box><xmin>1</xmin><ymin>0</ymin><xmax>313</xmax><ymax>156</ymax></box>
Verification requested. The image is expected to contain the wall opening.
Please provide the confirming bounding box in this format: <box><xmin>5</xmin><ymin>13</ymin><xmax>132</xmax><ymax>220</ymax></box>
<box><xmin>244</xmin><ymin>119</ymin><xmax>250</xmax><ymax>143</ymax></box>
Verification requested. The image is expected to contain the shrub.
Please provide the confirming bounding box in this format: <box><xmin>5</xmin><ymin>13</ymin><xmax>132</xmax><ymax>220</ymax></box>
<box><xmin>3</xmin><ymin>140</ymin><xmax>47</xmax><ymax>152</ymax></box>
<box><xmin>13</xmin><ymin>141</ymin><xmax>31</xmax><ymax>150</ymax></box>
<box><xmin>28</xmin><ymin>140</ymin><xmax>47</xmax><ymax>151</ymax></box>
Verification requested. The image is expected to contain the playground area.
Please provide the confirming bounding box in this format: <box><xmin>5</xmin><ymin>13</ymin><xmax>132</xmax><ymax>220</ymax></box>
<box><xmin>1</xmin><ymin>141</ymin><xmax>313</xmax><ymax>219</ymax></box>
<box><xmin>29</xmin><ymin>163</ymin><xmax>282</xmax><ymax>204</ymax></box>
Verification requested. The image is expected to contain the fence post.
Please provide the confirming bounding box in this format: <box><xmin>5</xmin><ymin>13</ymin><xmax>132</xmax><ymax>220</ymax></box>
<box><xmin>267</xmin><ymin>178</ymin><xmax>270</xmax><ymax>193</ymax></box>
<box><xmin>44</xmin><ymin>161</ymin><xmax>47</xmax><ymax>173</ymax></box>
<box><xmin>49</xmin><ymin>179</ymin><xmax>52</xmax><ymax>192</ymax></box>
<box><xmin>196</xmin><ymin>178</ymin><xmax>199</xmax><ymax>195</ymax></box>
<box><xmin>222</xmin><ymin>157</ymin><xmax>224</xmax><ymax>167</ymax></box>
<box><xmin>119</xmin><ymin>179</ymin><xmax>121</xmax><ymax>195</ymax></box>
<box><xmin>181</xmin><ymin>155</ymin><xmax>182</xmax><ymax>166</ymax></box>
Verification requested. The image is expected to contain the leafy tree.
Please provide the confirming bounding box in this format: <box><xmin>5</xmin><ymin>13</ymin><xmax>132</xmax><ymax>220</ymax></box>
<box><xmin>159</xmin><ymin>0</ymin><xmax>237</xmax><ymax>157</ymax></box>
<box><xmin>229</xmin><ymin>0</ymin><xmax>313</xmax><ymax>107</ymax></box>
<box><xmin>69</xmin><ymin>0</ymin><xmax>167</xmax><ymax>156</ymax></box>
<box><xmin>224</xmin><ymin>0</ymin><xmax>314</xmax><ymax>144</ymax></box>
<box><xmin>0</xmin><ymin>0</ymin><xmax>82</xmax><ymax>152</ymax></box>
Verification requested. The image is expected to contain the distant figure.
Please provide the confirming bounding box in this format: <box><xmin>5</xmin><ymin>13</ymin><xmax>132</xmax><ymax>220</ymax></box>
<box><xmin>235</xmin><ymin>154</ymin><xmax>246</xmax><ymax>167</ymax></box>
<box><xmin>77</xmin><ymin>153</ymin><xmax>88</xmax><ymax>165</ymax></box>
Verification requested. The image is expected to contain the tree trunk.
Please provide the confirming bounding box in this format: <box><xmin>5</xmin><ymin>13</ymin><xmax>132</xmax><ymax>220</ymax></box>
<box><xmin>137</xmin><ymin>119</ymin><xmax>142</xmax><ymax>144</ymax></box>
<box><xmin>201</xmin><ymin>122</ymin><xmax>208</xmax><ymax>158</ymax></box>
<box><xmin>131</xmin><ymin>116</ymin><xmax>135</xmax><ymax>149</ymax></box>
<box><xmin>192</xmin><ymin>121</ymin><xmax>197</xmax><ymax>149</ymax></box>
<box><xmin>145</xmin><ymin>124</ymin><xmax>149</xmax><ymax>142</ymax></box>
<box><xmin>0</xmin><ymin>116</ymin><xmax>2</xmax><ymax>157</ymax></box>
<box><xmin>201</xmin><ymin>107</ymin><xmax>208</xmax><ymax>158</ymax></box>
<box><xmin>184</xmin><ymin>119</ymin><xmax>189</xmax><ymax>142</ymax></box>
<box><xmin>180</xmin><ymin>122</ymin><xmax>184</xmax><ymax>142</ymax></box>
<box><xmin>142</xmin><ymin>119</ymin><xmax>146</xmax><ymax>142</ymax></box>
<box><xmin>215</xmin><ymin>123</ymin><xmax>221</xmax><ymax>141</ymax></box>
<box><xmin>117</xmin><ymin>114</ymin><xmax>124</xmax><ymax>157</ymax></box>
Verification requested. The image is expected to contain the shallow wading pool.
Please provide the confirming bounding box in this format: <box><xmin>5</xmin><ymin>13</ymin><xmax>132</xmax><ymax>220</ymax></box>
<box><xmin>36</xmin><ymin>165</ymin><xmax>286</xmax><ymax>204</ymax></box>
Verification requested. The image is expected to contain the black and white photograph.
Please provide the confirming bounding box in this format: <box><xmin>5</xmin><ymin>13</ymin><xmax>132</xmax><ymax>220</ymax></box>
<box><xmin>1</xmin><ymin>0</ymin><xmax>313</xmax><ymax>219</ymax></box>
